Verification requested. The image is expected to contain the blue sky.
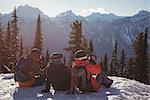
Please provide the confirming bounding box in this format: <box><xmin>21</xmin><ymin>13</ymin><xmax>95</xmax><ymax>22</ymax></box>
<box><xmin>0</xmin><ymin>0</ymin><xmax>149</xmax><ymax>17</ymax></box>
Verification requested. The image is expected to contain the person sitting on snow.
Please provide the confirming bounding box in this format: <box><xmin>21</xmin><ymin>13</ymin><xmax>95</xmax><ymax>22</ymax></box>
<box><xmin>41</xmin><ymin>52</ymin><xmax>71</xmax><ymax>93</ymax></box>
<box><xmin>15</xmin><ymin>48</ymin><xmax>45</xmax><ymax>88</ymax></box>
<box><xmin>67</xmin><ymin>50</ymin><xmax>113</xmax><ymax>94</ymax></box>
<box><xmin>67</xmin><ymin>50</ymin><xmax>93</xmax><ymax>94</ymax></box>
<box><xmin>88</xmin><ymin>53</ymin><xmax>113</xmax><ymax>88</ymax></box>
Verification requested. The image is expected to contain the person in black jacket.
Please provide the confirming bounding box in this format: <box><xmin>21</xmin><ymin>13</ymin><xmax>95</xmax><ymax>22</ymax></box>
<box><xmin>15</xmin><ymin>48</ymin><xmax>45</xmax><ymax>88</ymax></box>
<box><xmin>41</xmin><ymin>52</ymin><xmax>71</xmax><ymax>93</ymax></box>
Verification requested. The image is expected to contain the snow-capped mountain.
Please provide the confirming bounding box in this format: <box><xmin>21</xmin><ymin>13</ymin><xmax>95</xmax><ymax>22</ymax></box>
<box><xmin>54</xmin><ymin>10</ymin><xmax>81</xmax><ymax>21</ymax></box>
<box><xmin>0</xmin><ymin>5</ymin><xmax>149</xmax><ymax>57</ymax></box>
<box><xmin>0</xmin><ymin>74</ymin><xmax>150</xmax><ymax>100</ymax></box>
<box><xmin>93</xmin><ymin>10</ymin><xmax>150</xmax><ymax>56</ymax></box>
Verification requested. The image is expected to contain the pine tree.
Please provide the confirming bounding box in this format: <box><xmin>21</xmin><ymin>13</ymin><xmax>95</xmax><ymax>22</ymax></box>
<box><xmin>0</xmin><ymin>18</ymin><xmax>9</xmax><ymax>73</ymax></box>
<box><xmin>110</xmin><ymin>40</ymin><xmax>118</xmax><ymax>76</ymax></box>
<box><xmin>127</xmin><ymin>58</ymin><xmax>135</xmax><ymax>79</ymax></box>
<box><xmin>102</xmin><ymin>54</ymin><xmax>109</xmax><ymax>75</ymax></box>
<box><xmin>119</xmin><ymin>50</ymin><xmax>126</xmax><ymax>77</ymax></box>
<box><xmin>33</xmin><ymin>14</ymin><xmax>43</xmax><ymax>52</ymax></box>
<box><xmin>133</xmin><ymin>28</ymin><xmax>149</xmax><ymax>84</ymax></box>
<box><xmin>82</xmin><ymin>37</ymin><xmax>89</xmax><ymax>53</ymax></box>
<box><xmin>4</xmin><ymin>22</ymin><xmax>11</xmax><ymax>66</ymax></box>
<box><xmin>45</xmin><ymin>49</ymin><xmax>49</xmax><ymax>64</ymax></box>
<box><xmin>0</xmin><ymin>18</ymin><xmax>5</xmax><ymax>65</ymax></box>
<box><xmin>0</xmin><ymin>21</ymin><xmax>3</xmax><ymax>65</ymax></box>
<box><xmin>19</xmin><ymin>35</ymin><xmax>23</xmax><ymax>57</ymax></box>
<box><xmin>10</xmin><ymin>7</ymin><xmax>20</xmax><ymax>65</ymax></box>
<box><xmin>109</xmin><ymin>61</ymin><xmax>113</xmax><ymax>76</ymax></box>
<box><xmin>65</xmin><ymin>20</ymin><xmax>84</xmax><ymax>61</ymax></box>
<box><xmin>89</xmin><ymin>40</ymin><xmax>94</xmax><ymax>53</ymax></box>
<box><xmin>63</xmin><ymin>56</ymin><xmax>66</xmax><ymax>65</ymax></box>
<box><xmin>99</xmin><ymin>57</ymin><xmax>103</xmax><ymax>66</ymax></box>
<box><xmin>144</xmin><ymin>28</ymin><xmax>149</xmax><ymax>84</ymax></box>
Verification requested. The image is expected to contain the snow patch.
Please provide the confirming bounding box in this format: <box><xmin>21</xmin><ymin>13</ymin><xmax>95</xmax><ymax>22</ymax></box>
<box><xmin>0</xmin><ymin>74</ymin><xmax>150</xmax><ymax>100</ymax></box>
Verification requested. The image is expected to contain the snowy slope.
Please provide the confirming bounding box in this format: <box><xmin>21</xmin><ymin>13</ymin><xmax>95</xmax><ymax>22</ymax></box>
<box><xmin>0</xmin><ymin>74</ymin><xmax>150</xmax><ymax>100</ymax></box>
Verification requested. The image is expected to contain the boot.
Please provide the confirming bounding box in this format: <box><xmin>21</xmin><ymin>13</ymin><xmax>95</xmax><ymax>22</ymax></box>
<box><xmin>66</xmin><ymin>90</ymin><xmax>75</xmax><ymax>95</ymax></box>
<box><xmin>41</xmin><ymin>89</ymin><xmax>49</xmax><ymax>93</ymax></box>
<box><xmin>103</xmin><ymin>79</ymin><xmax>113</xmax><ymax>88</ymax></box>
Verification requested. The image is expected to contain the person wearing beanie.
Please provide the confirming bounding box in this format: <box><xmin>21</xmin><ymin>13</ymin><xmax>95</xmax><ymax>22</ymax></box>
<box><xmin>67</xmin><ymin>50</ymin><xmax>89</xmax><ymax>94</ymax></box>
<box><xmin>15</xmin><ymin>48</ymin><xmax>45</xmax><ymax>88</ymax></box>
<box><xmin>41</xmin><ymin>52</ymin><xmax>71</xmax><ymax>93</ymax></box>
<box><xmin>68</xmin><ymin>50</ymin><xmax>113</xmax><ymax>94</ymax></box>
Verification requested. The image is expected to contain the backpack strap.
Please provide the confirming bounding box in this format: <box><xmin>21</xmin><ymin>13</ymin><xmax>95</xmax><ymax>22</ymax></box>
<box><xmin>40</xmin><ymin>63</ymin><xmax>50</xmax><ymax>71</ymax></box>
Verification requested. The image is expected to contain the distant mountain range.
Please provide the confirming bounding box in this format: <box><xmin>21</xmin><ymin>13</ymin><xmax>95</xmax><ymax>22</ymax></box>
<box><xmin>0</xmin><ymin>5</ymin><xmax>150</xmax><ymax>58</ymax></box>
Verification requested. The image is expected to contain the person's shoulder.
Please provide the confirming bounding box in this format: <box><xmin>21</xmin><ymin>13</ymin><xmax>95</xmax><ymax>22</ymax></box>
<box><xmin>94</xmin><ymin>64</ymin><xmax>101</xmax><ymax>69</ymax></box>
<box><xmin>17</xmin><ymin>56</ymin><xmax>28</xmax><ymax>64</ymax></box>
<box><xmin>59</xmin><ymin>64</ymin><xmax>68</xmax><ymax>69</ymax></box>
<box><xmin>47</xmin><ymin>62</ymin><xmax>52</xmax><ymax>67</ymax></box>
<box><xmin>18</xmin><ymin>56</ymin><xmax>27</xmax><ymax>61</ymax></box>
<box><xmin>87</xmin><ymin>63</ymin><xmax>101</xmax><ymax>68</ymax></box>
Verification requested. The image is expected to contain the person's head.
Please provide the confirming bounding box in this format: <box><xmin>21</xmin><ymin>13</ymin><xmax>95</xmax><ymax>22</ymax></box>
<box><xmin>30</xmin><ymin>48</ymin><xmax>41</xmax><ymax>62</ymax></box>
<box><xmin>50</xmin><ymin>52</ymin><xmax>63</xmax><ymax>62</ymax></box>
<box><xmin>89</xmin><ymin>53</ymin><xmax>97</xmax><ymax>62</ymax></box>
<box><xmin>74</xmin><ymin>50</ymin><xmax>88</xmax><ymax>61</ymax></box>
<box><xmin>74</xmin><ymin>50</ymin><xmax>89</xmax><ymax>66</ymax></box>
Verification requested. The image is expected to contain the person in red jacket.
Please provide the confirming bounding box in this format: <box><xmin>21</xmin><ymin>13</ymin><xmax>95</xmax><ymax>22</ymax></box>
<box><xmin>67</xmin><ymin>50</ymin><xmax>113</xmax><ymax>94</ymax></box>
<box><xmin>67</xmin><ymin>50</ymin><xmax>88</xmax><ymax>94</ymax></box>
<box><xmin>67</xmin><ymin>50</ymin><xmax>101</xmax><ymax>94</ymax></box>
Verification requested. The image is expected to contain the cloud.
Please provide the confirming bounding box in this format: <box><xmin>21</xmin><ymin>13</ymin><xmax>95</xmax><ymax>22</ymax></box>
<box><xmin>82</xmin><ymin>9</ymin><xmax>88</xmax><ymax>13</ymax></box>
<box><xmin>81</xmin><ymin>7</ymin><xmax>108</xmax><ymax>16</ymax></box>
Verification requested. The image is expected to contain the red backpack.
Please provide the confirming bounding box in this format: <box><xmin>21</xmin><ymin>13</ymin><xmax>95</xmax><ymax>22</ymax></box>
<box><xmin>73</xmin><ymin>60</ymin><xmax>101</xmax><ymax>92</ymax></box>
<box><xmin>85</xmin><ymin>64</ymin><xmax>101</xmax><ymax>91</ymax></box>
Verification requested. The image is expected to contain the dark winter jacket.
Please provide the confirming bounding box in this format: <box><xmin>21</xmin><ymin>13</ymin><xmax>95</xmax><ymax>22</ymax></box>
<box><xmin>15</xmin><ymin>57</ymin><xmax>43</xmax><ymax>82</ymax></box>
<box><xmin>47</xmin><ymin>61</ymin><xmax>71</xmax><ymax>91</ymax></box>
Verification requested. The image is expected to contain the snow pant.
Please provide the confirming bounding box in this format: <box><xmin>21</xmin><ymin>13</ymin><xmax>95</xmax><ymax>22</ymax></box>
<box><xmin>96</xmin><ymin>71</ymin><xmax>113</xmax><ymax>88</ymax></box>
<box><xmin>70</xmin><ymin>68</ymin><xmax>87</xmax><ymax>91</ymax></box>
<box><xmin>18</xmin><ymin>78</ymin><xmax>36</xmax><ymax>88</ymax></box>
<box><xmin>44</xmin><ymin>76</ymin><xmax>70</xmax><ymax>91</ymax></box>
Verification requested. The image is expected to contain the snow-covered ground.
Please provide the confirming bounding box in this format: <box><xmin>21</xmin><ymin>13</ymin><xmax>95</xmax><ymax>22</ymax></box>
<box><xmin>0</xmin><ymin>74</ymin><xmax>150</xmax><ymax>100</ymax></box>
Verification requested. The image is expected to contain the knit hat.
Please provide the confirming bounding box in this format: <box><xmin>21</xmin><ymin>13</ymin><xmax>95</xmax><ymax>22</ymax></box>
<box><xmin>74</xmin><ymin>50</ymin><xmax>88</xmax><ymax>61</ymax></box>
<box><xmin>31</xmin><ymin>48</ymin><xmax>41</xmax><ymax>54</ymax></box>
<box><xmin>50</xmin><ymin>52</ymin><xmax>63</xmax><ymax>60</ymax></box>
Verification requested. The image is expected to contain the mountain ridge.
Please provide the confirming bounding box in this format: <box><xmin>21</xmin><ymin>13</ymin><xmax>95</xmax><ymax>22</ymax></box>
<box><xmin>0</xmin><ymin>5</ymin><xmax>149</xmax><ymax>57</ymax></box>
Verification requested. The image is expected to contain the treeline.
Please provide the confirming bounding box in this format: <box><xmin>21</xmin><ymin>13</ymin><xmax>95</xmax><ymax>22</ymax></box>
<box><xmin>0</xmin><ymin>8</ymin><xmax>43</xmax><ymax>73</ymax></box>
<box><xmin>0</xmin><ymin>8</ymin><xmax>149</xmax><ymax>85</ymax></box>
<box><xmin>100</xmin><ymin>30</ymin><xmax>149</xmax><ymax>85</ymax></box>
<box><xmin>64</xmin><ymin>21</ymin><xmax>94</xmax><ymax>62</ymax></box>
<box><xmin>65</xmin><ymin>20</ymin><xmax>149</xmax><ymax>85</ymax></box>
<box><xmin>0</xmin><ymin>8</ymin><xmax>20</xmax><ymax>73</ymax></box>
